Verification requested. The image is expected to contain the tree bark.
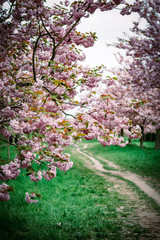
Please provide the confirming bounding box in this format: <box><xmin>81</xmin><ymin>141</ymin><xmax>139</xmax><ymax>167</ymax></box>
<box><xmin>128</xmin><ymin>127</ymin><xmax>131</xmax><ymax>144</ymax></box>
<box><xmin>121</xmin><ymin>129</ymin><xmax>124</xmax><ymax>137</ymax></box>
<box><xmin>140</xmin><ymin>126</ymin><xmax>144</xmax><ymax>148</ymax></box>
<box><xmin>155</xmin><ymin>128</ymin><xmax>160</xmax><ymax>150</ymax></box>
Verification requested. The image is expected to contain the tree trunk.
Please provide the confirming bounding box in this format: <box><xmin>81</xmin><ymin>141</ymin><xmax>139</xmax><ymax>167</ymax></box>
<box><xmin>115</xmin><ymin>131</ymin><xmax>118</xmax><ymax>138</ymax></box>
<box><xmin>155</xmin><ymin>128</ymin><xmax>160</xmax><ymax>150</ymax></box>
<box><xmin>121</xmin><ymin>129</ymin><xmax>124</xmax><ymax>137</ymax></box>
<box><xmin>140</xmin><ymin>126</ymin><xmax>144</xmax><ymax>148</ymax></box>
<box><xmin>128</xmin><ymin>127</ymin><xmax>131</xmax><ymax>144</ymax></box>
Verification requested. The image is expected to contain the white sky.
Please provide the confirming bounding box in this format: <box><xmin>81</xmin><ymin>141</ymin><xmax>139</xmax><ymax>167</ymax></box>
<box><xmin>77</xmin><ymin>9</ymin><xmax>140</xmax><ymax>68</ymax></box>
<box><xmin>46</xmin><ymin>1</ymin><xmax>146</xmax><ymax>69</ymax></box>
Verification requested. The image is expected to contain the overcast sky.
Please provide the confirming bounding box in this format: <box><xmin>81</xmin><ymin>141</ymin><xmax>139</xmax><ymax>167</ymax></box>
<box><xmin>47</xmin><ymin>1</ymin><xmax>146</xmax><ymax>69</ymax></box>
<box><xmin>77</xmin><ymin>8</ymin><xmax>140</xmax><ymax>68</ymax></box>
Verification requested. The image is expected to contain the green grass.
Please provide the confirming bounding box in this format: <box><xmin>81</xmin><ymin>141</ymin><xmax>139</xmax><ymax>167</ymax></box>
<box><xmin>80</xmin><ymin>139</ymin><xmax>160</xmax><ymax>184</ymax></box>
<box><xmin>0</xmin><ymin>144</ymin><xmax>152</xmax><ymax>240</ymax></box>
<box><xmin>0</xmin><ymin>144</ymin><xmax>17</xmax><ymax>164</ymax></box>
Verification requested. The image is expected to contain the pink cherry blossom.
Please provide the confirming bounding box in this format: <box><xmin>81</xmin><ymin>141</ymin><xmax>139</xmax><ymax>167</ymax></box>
<box><xmin>0</xmin><ymin>0</ymin><xmax>144</xmax><ymax>203</ymax></box>
<box><xmin>25</xmin><ymin>192</ymin><xmax>38</xmax><ymax>204</ymax></box>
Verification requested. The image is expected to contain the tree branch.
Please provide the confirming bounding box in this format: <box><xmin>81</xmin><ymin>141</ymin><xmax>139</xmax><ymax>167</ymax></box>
<box><xmin>0</xmin><ymin>120</ymin><xmax>10</xmax><ymax>124</ymax></box>
<box><xmin>55</xmin><ymin>1</ymin><xmax>93</xmax><ymax>49</ymax></box>
<box><xmin>40</xmin><ymin>16</ymin><xmax>56</xmax><ymax>64</ymax></box>
<box><xmin>0</xmin><ymin>1</ymin><xmax>16</xmax><ymax>23</ymax></box>
<box><xmin>61</xmin><ymin>109</ymin><xmax>76</xmax><ymax>119</ymax></box>
<box><xmin>0</xmin><ymin>138</ymin><xmax>17</xmax><ymax>148</ymax></box>
<box><xmin>32</xmin><ymin>33</ymin><xmax>42</xmax><ymax>82</ymax></box>
<box><xmin>55</xmin><ymin>18</ymin><xmax>80</xmax><ymax>50</ymax></box>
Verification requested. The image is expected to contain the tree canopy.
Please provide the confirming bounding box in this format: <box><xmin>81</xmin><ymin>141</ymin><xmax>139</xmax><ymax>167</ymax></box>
<box><xmin>0</xmin><ymin>0</ymin><xmax>155</xmax><ymax>203</ymax></box>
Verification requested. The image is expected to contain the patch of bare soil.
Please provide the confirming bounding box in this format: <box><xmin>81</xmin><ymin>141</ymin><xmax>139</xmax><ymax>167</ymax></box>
<box><xmin>74</xmin><ymin>145</ymin><xmax>160</xmax><ymax>239</ymax></box>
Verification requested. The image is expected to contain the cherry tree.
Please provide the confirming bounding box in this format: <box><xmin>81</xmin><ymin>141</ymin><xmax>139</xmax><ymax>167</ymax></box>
<box><xmin>109</xmin><ymin>0</ymin><xmax>160</xmax><ymax>148</ymax></box>
<box><xmin>0</xmin><ymin>0</ymin><xmax>142</xmax><ymax>203</ymax></box>
<box><xmin>109</xmin><ymin>68</ymin><xmax>159</xmax><ymax>147</ymax></box>
<box><xmin>116</xmin><ymin>0</ymin><xmax>160</xmax><ymax>90</ymax></box>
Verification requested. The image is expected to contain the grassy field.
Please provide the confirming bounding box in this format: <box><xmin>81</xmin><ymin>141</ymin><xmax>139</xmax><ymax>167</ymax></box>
<box><xmin>79</xmin><ymin>139</ymin><xmax>160</xmax><ymax>184</ymax></box>
<box><xmin>0</xmin><ymin>140</ymin><xmax>159</xmax><ymax>240</ymax></box>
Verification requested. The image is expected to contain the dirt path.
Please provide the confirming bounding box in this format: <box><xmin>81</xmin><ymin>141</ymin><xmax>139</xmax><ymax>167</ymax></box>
<box><xmin>77</xmin><ymin>144</ymin><xmax>160</xmax><ymax>207</ymax></box>
<box><xmin>75</xmin><ymin>143</ymin><xmax>160</xmax><ymax>238</ymax></box>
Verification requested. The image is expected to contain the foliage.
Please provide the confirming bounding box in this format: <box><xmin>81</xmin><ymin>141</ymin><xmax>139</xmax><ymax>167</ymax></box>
<box><xmin>108</xmin><ymin>0</ymin><xmax>160</xmax><ymax>147</ymax></box>
<box><xmin>0</xmin><ymin>146</ymin><xmax>150</xmax><ymax>240</ymax></box>
<box><xmin>0</xmin><ymin>0</ymin><xmax>142</xmax><ymax>202</ymax></box>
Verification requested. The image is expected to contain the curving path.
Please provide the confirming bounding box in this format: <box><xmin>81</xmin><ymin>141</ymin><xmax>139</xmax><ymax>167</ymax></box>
<box><xmin>77</xmin><ymin>144</ymin><xmax>160</xmax><ymax>207</ymax></box>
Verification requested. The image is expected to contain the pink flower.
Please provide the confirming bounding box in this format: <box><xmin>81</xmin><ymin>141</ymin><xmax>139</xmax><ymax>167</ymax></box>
<box><xmin>0</xmin><ymin>161</ymin><xmax>21</xmax><ymax>181</ymax></box>
<box><xmin>0</xmin><ymin>128</ymin><xmax>12</xmax><ymax>138</ymax></box>
<box><xmin>43</xmin><ymin>166</ymin><xmax>56</xmax><ymax>181</ymax></box>
<box><xmin>29</xmin><ymin>171</ymin><xmax>42</xmax><ymax>182</ymax></box>
<box><xmin>0</xmin><ymin>183</ymin><xmax>10</xmax><ymax>201</ymax></box>
<box><xmin>54</xmin><ymin>161</ymin><xmax>73</xmax><ymax>172</ymax></box>
<box><xmin>25</xmin><ymin>192</ymin><xmax>38</xmax><ymax>204</ymax></box>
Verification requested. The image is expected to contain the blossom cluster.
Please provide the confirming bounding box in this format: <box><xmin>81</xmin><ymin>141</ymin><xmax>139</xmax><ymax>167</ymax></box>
<box><xmin>0</xmin><ymin>183</ymin><xmax>11</xmax><ymax>202</ymax></box>
<box><xmin>0</xmin><ymin>0</ymin><xmax>143</xmax><ymax>203</ymax></box>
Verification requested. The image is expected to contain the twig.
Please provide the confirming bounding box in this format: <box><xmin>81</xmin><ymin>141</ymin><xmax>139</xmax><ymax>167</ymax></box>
<box><xmin>0</xmin><ymin>1</ymin><xmax>15</xmax><ymax>23</ymax></box>
<box><xmin>0</xmin><ymin>138</ymin><xmax>17</xmax><ymax>148</ymax></box>
<box><xmin>55</xmin><ymin>18</ymin><xmax>80</xmax><ymax>50</ymax></box>
<box><xmin>55</xmin><ymin>1</ymin><xmax>93</xmax><ymax>49</ymax></box>
<box><xmin>0</xmin><ymin>120</ymin><xmax>10</xmax><ymax>124</ymax></box>
<box><xmin>61</xmin><ymin>109</ymin><xmax>76</xmax><ymax>119</ymax></box>
<box><xmin>32</xmin><ymin>33</ymin><xmax>42</xmax><ymax>82</ymax></box>
<box><xmin>40</xmin><ymin>16</ymin><xmax>56</xmax><ymax>64</ymax></box>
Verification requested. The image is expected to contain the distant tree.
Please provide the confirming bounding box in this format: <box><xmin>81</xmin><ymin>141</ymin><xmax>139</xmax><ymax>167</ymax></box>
<box><xmin>110</xmin><ymin>0</ymin><xmax>160</xmax><ymax>148</ymax></box>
